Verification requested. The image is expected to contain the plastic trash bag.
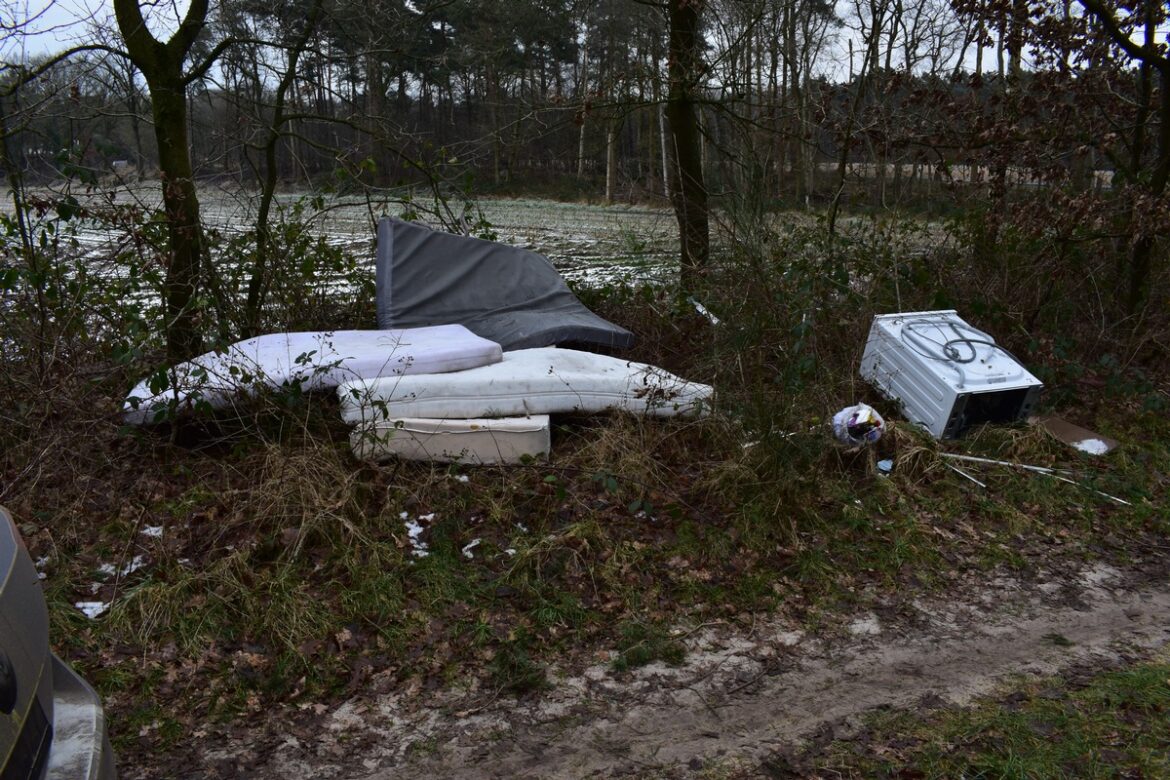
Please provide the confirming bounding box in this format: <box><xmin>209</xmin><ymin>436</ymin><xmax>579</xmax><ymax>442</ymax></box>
<box><xmin>832</xmin><ymin>403</ymin><xmax>885</xmax><ymax>447</ymax></box>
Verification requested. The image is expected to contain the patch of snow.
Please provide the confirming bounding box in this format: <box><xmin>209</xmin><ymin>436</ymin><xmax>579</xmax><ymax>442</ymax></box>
<box><xmin>141</xmin><ymin>525</ymin><xmax>164</xmax><ymax>537</ymax></box>
<box><xmin>461</xmin><ymin>539</ymin><xmax>481</xmax><ymax>559</ymax></box>
<box><xmin>75</xmin><ymin>601</ymin><xmax>109</xmax><ymax>619</ymax></box>
<box><xmin>409</xmin><ymin>521</ymin><xmax>432</xmax><ymax>558</ymax></box>
<box><xmin>96</xmin><ymin>555</ymin><xmax>148</xmax><ymax>578</ymax></box>
<box><xmin>504</xmin><ymin>548</ymin><xmax>517</xmax><ymax>557</ymax></box>
<box><xmin>1074</xmin><ymin>438</ymin><xmax>1110</xmax><ymax>455</ymax></box>
<box><xmin>455</xmin><ymin>475</ymin><xmax>470</xmax><ymax>483</ymax></box>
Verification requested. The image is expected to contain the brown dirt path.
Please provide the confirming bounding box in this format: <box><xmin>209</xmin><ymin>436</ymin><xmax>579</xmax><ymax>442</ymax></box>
<box><xmin>249</xmin><ymin>560</ymin><xmax>1170</xmax><ymax>779</ymax></box>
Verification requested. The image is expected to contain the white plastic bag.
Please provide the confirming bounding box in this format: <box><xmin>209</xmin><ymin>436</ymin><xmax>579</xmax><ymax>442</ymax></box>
<box><xmin>832</xmin><ymin>403</ymin><xmax>885</xmax><ymax>447</ymax></box>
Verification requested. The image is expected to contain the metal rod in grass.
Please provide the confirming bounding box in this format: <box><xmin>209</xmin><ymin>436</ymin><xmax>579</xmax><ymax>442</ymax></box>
<box><xmin>941</xmin><ymin>454</ymin><xmax>1075</xmax><ymax>475</ymax></box>
<box><xmin>944</xmin><ymin>462</ymin><xmax>987</xmax><ymax>489</ymax></box>
<box><xmin>939</xmin><ymin>453</ymin><xmax>1131</xmax><ymax>507</ymax></box>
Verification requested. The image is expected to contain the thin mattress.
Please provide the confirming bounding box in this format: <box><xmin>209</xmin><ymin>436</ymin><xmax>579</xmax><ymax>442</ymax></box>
<box><xmin>124</xmin><ymin>325</ymin><xmax>503</xmax><ymax>424</ymax></box>
<box><xmin>338</xmin><ymin>347</ymin><xmax>713</xmax><ymax>423</ymax></box>
<box><xmin>350</xmin><ymin>415</ymin><xmax>550</xmax><ymax>465</ymax></box>
<box><xmin>376</xmin><ymin>217</ymin><xmax>635</xmax><ymax>351</ymax></box>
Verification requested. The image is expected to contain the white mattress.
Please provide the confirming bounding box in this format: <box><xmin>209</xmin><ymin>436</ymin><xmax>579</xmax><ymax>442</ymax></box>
<box><xmin>351</xmin><ymin>416</ymin><xmax>550</xmax><ymax>464</ymax></box>
<box><xmin>124</xmin><ymin>326</ymin><xmax>503</xmax><ymax>424</ymax></box>
<box><xmin>338</xmin><ymin>347</ymin><xmax>713</xmax><ymax>423</ymax></box>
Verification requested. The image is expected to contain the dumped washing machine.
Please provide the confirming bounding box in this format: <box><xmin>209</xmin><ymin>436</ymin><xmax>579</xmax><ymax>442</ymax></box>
<box><xmin>859</xmin><ymin>310</ymin><xmax>1043</xmax><ymax>439</ymax></box>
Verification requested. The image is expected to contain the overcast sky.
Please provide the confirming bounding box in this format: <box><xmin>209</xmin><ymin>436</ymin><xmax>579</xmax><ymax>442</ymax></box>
<box><xmin>2</xmin><ymin>0</ymin><xmax>188</xmax><ymax>60</ymax></box>
<box><xmin>4</xmin><ymin>0</ymin><xmax>1166</xmax><ymax>79</ymax></box>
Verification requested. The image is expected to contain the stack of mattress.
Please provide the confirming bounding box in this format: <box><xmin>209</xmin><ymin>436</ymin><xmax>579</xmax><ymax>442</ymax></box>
<box><xmin>339</xmin><ymin>347</ymin><xmax>714</xmax><ymax>465</ymax></box>
<box><xmin>123</xmin><ymin>328</ymin><xmax>713</xmax><ymax>465</ymax></box>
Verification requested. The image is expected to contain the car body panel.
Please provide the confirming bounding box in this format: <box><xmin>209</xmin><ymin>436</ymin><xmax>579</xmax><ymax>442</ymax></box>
<box><xmin>1</xmin><ymin>509</ymin><xmax>53</xmax><ymax>779</ymax></box>
<box><xmin>0</xmin><ymin>507</ymin><xmax>116</xmax><ymax>780</ymax></box>
<box><xmin>45</xmin><ymin>656</ymin><xmax>116</xmax><ymax>780</ymax></box>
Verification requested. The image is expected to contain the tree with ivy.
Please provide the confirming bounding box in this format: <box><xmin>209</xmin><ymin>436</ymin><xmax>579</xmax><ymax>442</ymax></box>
<box><xmin>113</xmin><ymin>0</ymin><xmax>229</xmax><ymax>361</ymax></box>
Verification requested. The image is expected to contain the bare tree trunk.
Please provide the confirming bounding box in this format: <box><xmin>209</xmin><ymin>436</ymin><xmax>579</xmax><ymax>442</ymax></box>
<box><xmin>828</xmin><ymin>42</ymin><xmax>866</xmax><ymax>233</ymax></box>
<box><xmin>577</xmin><ymin>122</ymin><xmax>588</xmax><ymax>179</ymax></box>
<box><xmin>975</xmin><ymin>0</ymin><xmax>985</xmax><ymax>77</ymax></box>
<box><xmin>115</xmin><ymin>0</ymin><xmax>216</xmax><ymax>361</ymax></box>
<box><xmin>244</xmin><ymin>0</ymin><xmax>323</xmax><ymax>334</ymax></box>
<box><xmin>0</xmin><ymin>97</ymin><xmax>49</xmax><ymax>375</ymax></box>
<box><xmin>1125</xmin><ymin>18</ymin><xmax>1169</xmax><ymax>312</ymax></box>
<box><xmin>785</xmin><ymin>1</ymin><xmax>806</xmax><ymax>205</ymax></box>
<box><xmin>149</xmin><ymin>82</ymin><xmax>206</xmax><ymax>360</ymax></box>
<box><xmin>605</xmin><ymin>118</ymin><xmax>621</xmax><ymax>204</ymax></box>
<box><xmin>980</xmin><ymin>0</ymin><xmax>1027</xmax><ymax>266</ymax></box>
<box><xmin>666</xmin><ymin>0</ymin><xmax>709</xmax><ymax>289</ymax></box>
<box><xmin>577</xmin><ymin>37</ymin><xmax>589</xmax><ymax>180</ymax></box>
<box><xmin>123</xmin><ymin>60</ymin><xmax>145</xmax><ymax>178</ymax></box>
<box><xmin>488</xmin><ymin>68</ymin><xmax>502</xmax><ymax>185</ymax></box>
<box><xmin>659</xmin><ymin>103</ymin><xmax>670</xmax><ymax>199</ymax></box>
<box><xmin>766</xmin><ymin>7</ymin><xmax>782</xmax><ymax>197</ymax></box>
<box><xmin>996</xmin><ymin>14</ymin><xmax>1006</xmax><ymax>81</ymax></box>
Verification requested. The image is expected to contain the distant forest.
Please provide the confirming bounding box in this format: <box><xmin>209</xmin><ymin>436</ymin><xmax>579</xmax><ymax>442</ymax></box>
<box><xmin>2</xmin><ymin>0</ymin><xmax>1163</xmax><ymax>209</ymax></box>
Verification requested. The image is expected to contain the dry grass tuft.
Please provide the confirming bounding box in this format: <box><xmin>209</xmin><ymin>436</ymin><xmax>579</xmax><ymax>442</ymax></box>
<box><xmin>890</xmin><ymin>422</ymin><xmax>942</xmax><ymax>482</ymax></box>
<box><xmin>233</xmin><ymin>443</ymin><xmax>373</xmax><ymax>557</ymax></box>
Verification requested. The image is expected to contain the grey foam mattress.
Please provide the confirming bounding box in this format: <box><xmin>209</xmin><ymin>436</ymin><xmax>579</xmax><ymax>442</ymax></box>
<box><xmin>376</xmin><ymin>217</ymin><xmax>635</xmax><ymax>351</ymax></box>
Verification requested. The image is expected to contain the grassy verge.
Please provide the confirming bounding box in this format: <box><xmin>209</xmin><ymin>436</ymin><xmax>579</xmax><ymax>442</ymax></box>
<box><xmin>17</xmin><ymin>370</ymin><xmax>1167</xmax><ymax>770</ymax></box>
<box><xmin>801</xmin><ymin>651</ymin><xmax>1170</xmax><ymax>779</ymax></box>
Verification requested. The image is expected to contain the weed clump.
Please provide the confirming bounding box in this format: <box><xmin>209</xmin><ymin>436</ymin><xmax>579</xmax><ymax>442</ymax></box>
<box><xmin>611</xmin><ymin>620</ymin><xmax>687</xmax><ymax>672</ymax></box>
<box><xmin>487</xmin><ymin>630</ymin><xmax>548</xmax><ymax>694</ymax></box>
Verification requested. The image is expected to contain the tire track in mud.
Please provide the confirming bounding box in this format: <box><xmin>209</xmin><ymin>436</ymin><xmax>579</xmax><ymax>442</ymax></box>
<box><xmin>265</xmin><ymin>563</ymin><xmax>1170</xmax><ymax>779</ymax></box>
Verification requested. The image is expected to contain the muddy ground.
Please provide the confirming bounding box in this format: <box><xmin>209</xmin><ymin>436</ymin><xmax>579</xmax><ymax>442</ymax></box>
<box><xmin>135</xmin><ymin>552</ymin><xmax>1170</xmax><ymax>779</ymax></box>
